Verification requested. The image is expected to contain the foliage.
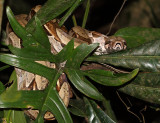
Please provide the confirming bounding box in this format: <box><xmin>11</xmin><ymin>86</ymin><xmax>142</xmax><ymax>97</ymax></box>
<box><xmin>0</xmin><ymin>0</ymin><xmax>160</xmax><ymax>122</ymax></box>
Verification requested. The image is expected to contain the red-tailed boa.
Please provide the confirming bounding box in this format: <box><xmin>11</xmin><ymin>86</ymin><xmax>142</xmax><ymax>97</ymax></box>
<box><xmin>6</xmin><ymin>5</ymin><xmax>127</xmax><ymax>120</ymax></box>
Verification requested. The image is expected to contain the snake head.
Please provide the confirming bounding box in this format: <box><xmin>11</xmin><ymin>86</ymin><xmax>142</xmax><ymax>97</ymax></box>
<box><xmin>105</xmin><ymin>36</ymin><xmax>127</xmax><ymax>53</ymax></box>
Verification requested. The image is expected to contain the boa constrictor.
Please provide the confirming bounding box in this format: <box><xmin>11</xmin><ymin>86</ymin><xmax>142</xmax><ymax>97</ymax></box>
<box><xmin>6</xmin><ymin>5</ymin><xmax>127</xmax><ymax>120</ymax></box>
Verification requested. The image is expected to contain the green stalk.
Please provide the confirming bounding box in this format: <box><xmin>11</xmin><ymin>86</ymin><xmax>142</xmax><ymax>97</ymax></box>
<box><xmin>72</xmin><ymin>15</ymin><xmax>77</xmax><ymax>27</ymax></box>
<box><xmin>59</xmin><ymin>0</ymin><xmax>84</xmax><ymax>27</ymax></box>
<box><xmin>82</xmin><ymin>0</ymin><xmax>90</xmax><ymax>28</ymax></box>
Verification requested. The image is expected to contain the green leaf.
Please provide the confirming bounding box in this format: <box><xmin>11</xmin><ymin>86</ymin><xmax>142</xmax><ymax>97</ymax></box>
<box><xmin>84</xmin><ymin>97</ymin><xmax>116</xmax><ymax>123</ymax></box>
<box><xmin>0</xmin><ymin>69</ymin><xmax>72</xmax><ymax>123</ymax></box>
<box><xmin>119</xmin><ymin>72</ymin><xmax>160</xmax><ymax>105</ymax></box>
<box><xmin>6</xmin><ymin>7</ymin><xmax>41</xmax><ymax>49</ymax></box>
<box><xmin>64</xmin><ymin>43</ymin><xmax>104</xmax><ymax>101</ymax></box>
<box><xmin>0</xmin><ymin>54</ymin><xmax>57</xmax><ymax>82</ymax></box>
<box><xmin>65</xmin><ymin>69</ymin><xmax>104</xmax><ymax>101</ymax></box>
<box><xmin>87</xmin><ymin>39</ymin><xmax>160</xmax><ymax>72</ymax></box>
<box><xmin>0</xmin><ymin>82</ymin><xmax>5</xmax><ymax>94</ymax></box>
<box><xmin>59</xmin><ymin>0</ymin><xmax>84</xmax><ymax>27</ymax></box>
<box><xmin>4</xmin><ymin>110</ymin><xmax>27</xmax><ymax>123</ymax></box>
<box><xmin>82</xmin><ymin>0</ymin><xmax>90</xmax><ymax>28</ymax></box>
<box><xmin>55</xmin><ymin>39</ymin><xmax>74</xmax><ymax>63</ymax></box>
<box><xmin>33</xmin><ymin>17</ymin><xmax>51</xmax><ymax>50</ymax></box>
<box><xmin>8</xmin><ymin>46</ymin><xmax>55</xmax><ymax>62</ymax></box>
<box><xmin>114</xmin><ymin>27</ymin><xmax>160</xmax><ymax>48</ymax></box>
<box><xmin>0</xmin><ymin>65</ymin><xmax>10</xmax><ymax>71</ymax></box>
<box><xmin>68</xmin><ymin>99</ymin><xmax>86</xmax><ymax>117</ymax></box>
<box><xmin>83</xmin><ymin>68</ymin><xmax>139</xmax><ymax>86</ymax></box>
<box><xmin>66</xmin><ymin>43</ymin><xmax>99</xmax><ymax>69</ymax></box>
<box><xmin>26</xmin><ymin>0</ymin><xmax>76</xmax><ymax>32</ymax></box>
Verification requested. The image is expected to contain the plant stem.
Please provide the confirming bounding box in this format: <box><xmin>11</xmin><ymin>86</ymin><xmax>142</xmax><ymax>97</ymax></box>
<box><xmin>82</xmin><ymin>0</ymin><xmax>90</xmax><ymax>28</ymax></box>
<box><xmin>59</xmin><ymin>0</ymin><xmax>84</xmax><ymax>27</ymax></box>
<box><xmin>72</xmin><ymin>15</ymin><xmax>77</xmax><ymax>27</ymax></box>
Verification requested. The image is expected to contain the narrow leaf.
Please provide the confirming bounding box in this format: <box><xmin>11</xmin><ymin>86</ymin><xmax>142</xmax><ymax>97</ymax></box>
<box><xmin>84</xmin><ymin>97</ymin><xmax>116</xmax><ymax>123</ymax></box>
<box><xmin>0</xmin><ymin>65</ymin><xmax>10</xmax><ymax>71</ymax></box>
<box><xmin>66</xmin><ymin>43</ymin><xmax>98</xmax><ymax>69</ymax></box>
<box><xmin>33</xmin><ymin>17</ymin><xmax>51</xmax><ymax>50</ymax></box>
<box><xmin>68</xmin><ymin>99</ymin><xmax>86</xmax><ymax>117</ymax></box>
<box><xmin>65</xmin><ymin>69</ymin><xmax>104</xmax><ymax>101</ymax></box>
<box><xmin>0</xmin><ymin>54</ymin><xmax>57</xmax><ymax>81</ymax></box>
<box><xmin>26</xmin><ymin>0</ymin><xmax>76</xmax><ymax>32</ymax></box>
<box><xmin>82</xmin><ymin>0</ymin><xmax>90</xmax><ymax>28</ymax></box>
<box><xmin>84</xmin><ymin>68</ymin><xmax>139</xmax><ymax>86</ymax></box>
<box><xmin>8</xmin><ymin>46</ymin><xmax>55</xmax><ymax>62</ymax></box>
<box><xmin>59</xmin><ymin>0</ymin><xmax>84</xmax><ymax>27</ymax></box>
<box><xmin>55</xmin><ymin>39</ymin><xmax>74</xmax><ymax>63</ymax></box>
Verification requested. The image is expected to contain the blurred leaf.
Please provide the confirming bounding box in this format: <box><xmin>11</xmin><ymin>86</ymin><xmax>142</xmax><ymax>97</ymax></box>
<box><xmin>87</xmin><ymin>39</ymin><xmax>160</xmax><ymax>72</ymax></box>
<box><xmin>26</xmin><ymin>0</ymin><xmax>77</xmax><ymax>32</ymax></box>
<box><xmin>83</xmin><ymin>68</ymin><xmax>139</xmax><ymax>86</ymax></box>
<box><xmin>114</xmin><ymin>27</ymin><xmax>160</xmax><ymax>48</ymax></box>
<box><xmin>83</xmin><ymin>97</ymin><xmax>116</xmax><ymax>123</ymax></box>
<box><xmin>119</xmin><ymin>72</ymin><xmax>160</xmax><ymax>105</ymax></box>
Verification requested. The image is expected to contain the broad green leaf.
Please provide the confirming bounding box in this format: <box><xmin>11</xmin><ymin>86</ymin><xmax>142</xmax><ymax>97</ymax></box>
<box><xmin>119</xmin><ymin>72</ymin><xmax>160</xmax><ymax>105</ymax></box>
<box><xmin>83</xmin><ymin>68</ymin><xmax>139</xmax><ymax>86</ymax></box>
<box><xmin>65</xmin><ymin>69</ymin><xmax>104</xmax><ymax>101</ymax></box>
<box><xmin>68</xmin><ymin>99</ymin><xmax>86</xmax><ymax>117</ymax></box>
<box><xmin>84</xmin><ymin>97</ymin><xmax>116</xmax><ymax>123</ymax></box>
<box><xmin>87</xmin><ymin>39</ymin><xmax>160</xmax><ymax>72</ymax></box>
<box><xmin>114</xmin><ymin>27</ymin><xmax>160</xmax><ymax>48</ymax></box>
<box><xmin>0</xmin><ymin>54</ymin><xmax>57</xmax><ymax>82</ymax></box>
<box><xmin>26</xmin><ymin>0</ymin><xmax>76</xmax><ymax>32</ymax></box>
